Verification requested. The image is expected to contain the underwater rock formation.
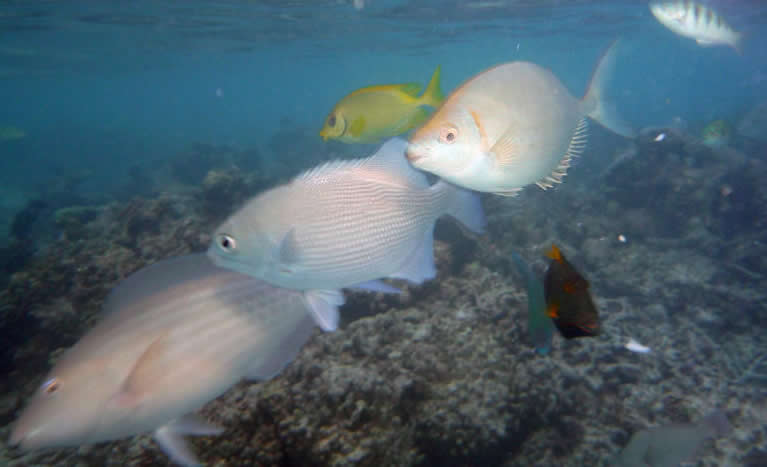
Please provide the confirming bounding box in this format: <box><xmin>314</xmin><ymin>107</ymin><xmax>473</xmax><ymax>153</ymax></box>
<box><xmin>1</xmin><ymin>132</ymin><xmax>764</xmax><ymax>466</ymax></box>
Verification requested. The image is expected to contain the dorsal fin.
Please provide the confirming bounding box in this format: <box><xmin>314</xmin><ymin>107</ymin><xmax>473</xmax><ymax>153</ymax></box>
<box><xmin>295</xmin><ymin>138</ymin><xmax>428</xmax><ymax>189</ymax></box>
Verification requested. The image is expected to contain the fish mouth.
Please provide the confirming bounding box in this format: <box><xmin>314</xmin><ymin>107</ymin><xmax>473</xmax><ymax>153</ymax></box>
<box><xmin>405</xmin><ymin>146</ymin><xmax>424</xmax><ymax>163</ymax></box>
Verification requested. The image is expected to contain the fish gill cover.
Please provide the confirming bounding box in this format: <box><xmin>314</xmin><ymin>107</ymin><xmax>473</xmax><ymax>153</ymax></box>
<box><xmin>1</xmin><ymin>1</ymin><xmax>767</xmax><ymax>466</ymax></box>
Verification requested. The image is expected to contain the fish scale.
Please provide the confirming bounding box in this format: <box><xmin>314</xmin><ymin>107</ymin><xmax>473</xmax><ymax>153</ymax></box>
<box><xmin>208</xmin><ymin>137</ymin><xmax>484</xmax><ymax>294</ymax></box>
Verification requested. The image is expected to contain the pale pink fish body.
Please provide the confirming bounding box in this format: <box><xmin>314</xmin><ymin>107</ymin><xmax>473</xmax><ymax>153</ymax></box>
<box><xmin>407</xmin><ymin>41</ymin><xmax>635</xmax><ymax>196</ymax></box>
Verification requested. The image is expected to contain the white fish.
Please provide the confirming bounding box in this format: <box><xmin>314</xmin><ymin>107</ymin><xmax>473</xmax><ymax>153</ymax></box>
<box><xmin>625</xmin><ymin>337</ymin><xmax>651</xmax><ymax>353</ymax></box>
<box><xmin>649</xmin><ymin>1</ymin><xmax>742</xmax><ymax>53</ymax></box>
<box><xmin>406</xmin><ymin>40</ymin><xmax>635</xmax><ymax>196</ymax></box>
<box><xmin>11</xmin><ymin>254</ymin><xmax>318</xmax><ymax>466</ymax></box>
<box><xmin>208</xmin><ymin>138</ymin><xmax>485</xmax><ymax>331</ymax></box>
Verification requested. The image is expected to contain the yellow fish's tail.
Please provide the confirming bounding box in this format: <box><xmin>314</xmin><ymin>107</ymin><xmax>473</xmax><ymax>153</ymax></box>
<box><xmin>419</xmin><ymin>66</ymin><xmax>444</xmax><ymax>109</ymax></box>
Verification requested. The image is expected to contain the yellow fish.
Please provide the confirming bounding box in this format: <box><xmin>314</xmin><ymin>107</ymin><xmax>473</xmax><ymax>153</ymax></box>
<box><xmin>319</xmin><ymin>66</ymin><xmax>444</xmax><ymax>144</ymax></box>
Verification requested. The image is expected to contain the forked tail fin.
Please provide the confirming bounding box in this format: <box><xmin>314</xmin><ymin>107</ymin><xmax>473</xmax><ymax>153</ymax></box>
<box><xmin>582</xmin><ymin>39</ymin><xmax>636</xmax><ymax>139</ymax></box>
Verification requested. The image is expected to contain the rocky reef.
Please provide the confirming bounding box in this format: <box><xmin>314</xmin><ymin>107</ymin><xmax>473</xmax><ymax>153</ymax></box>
<box><xmin>1</xmin><ymin>128</ymin><xmax>765</xmax><ymax>466</ymax></box>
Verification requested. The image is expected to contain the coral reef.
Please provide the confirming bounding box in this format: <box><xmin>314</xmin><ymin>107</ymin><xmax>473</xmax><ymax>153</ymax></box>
<box><xmin>1</xmin><ymin>130</ymin><xmax>766</xmax><ymax>466</ymax></box>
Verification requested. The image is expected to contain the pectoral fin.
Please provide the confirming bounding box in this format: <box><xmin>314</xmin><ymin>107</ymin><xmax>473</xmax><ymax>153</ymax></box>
<box><xmin>279</xmin><ymin>228</ymin><xmax>301</xmax><ymax>265</ymax></box>
<box><xmin>153</xmin><ymin>415</ymin><xmax>223</xmax><ymax>467</ymax></box>
<box><xmin>112</xmin><ymin>333</ymin><xmax>169</xmax><ymax>409</ymax></box>
<box><xmin>303</xmin><ymin>289</ymin><xmax>345</xmax><ymax>331</ymax></box>
<box><xmin>349</xmin><ymin>116</ymin><xmax>367</xmax><ymax>138</ymax></box>
<box><xmin>489</xmin><ymin>128</ymin><xmax>521</xmax><ymax>168</ymax></box>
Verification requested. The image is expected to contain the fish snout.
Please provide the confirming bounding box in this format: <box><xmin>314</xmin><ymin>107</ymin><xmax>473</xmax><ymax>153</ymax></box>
<box><xmin>405</xmin><ymin>144</ymin><xmax>425</xmax><ymax>164</ymax></box>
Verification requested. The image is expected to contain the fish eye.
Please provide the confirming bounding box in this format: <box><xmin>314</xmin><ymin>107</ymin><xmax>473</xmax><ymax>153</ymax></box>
<box><xmin>328</xmin><ymin>115</ymin><xmax>336</xmax><ymax>127</ymax></box>
<box><xmin>217</xmin><ymin>234</ymin><xmax>237</xmax><ymax>253</ymax></box>
<box><xmin>41</xmin><ymin>377</ymin><xmax>60</xmax><ymax>395</ymax></box>
<box><xmin>440</xmin><ymin>126</ymin><xmax>458</xmax><ymax>144</ymax></box>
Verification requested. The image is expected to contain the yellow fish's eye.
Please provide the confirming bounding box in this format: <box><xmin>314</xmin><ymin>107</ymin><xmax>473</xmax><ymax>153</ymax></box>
<box><xmin>440</xmin><ymin>125</ymin><xmax>458</xmax><ymax>144</ymax></box>
<box><xmin>327</xmin><ymin>114</ymin><xmax>337</xmax><ymax>127</ymax></box>
<box><xmin>41</xmin><ymin>377</ymin><xmax>60</xmax><ymax>395</ymax></box>
<box><xmin>217</xmin><ymin>234</ymin><xmax>237</xmax><ymax>253</ymax></box>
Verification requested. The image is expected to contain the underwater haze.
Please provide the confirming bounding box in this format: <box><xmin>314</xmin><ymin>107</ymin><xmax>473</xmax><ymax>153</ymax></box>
<box><xmin>1</xmin><ymin>0</ymin><xmax>767</xmax><ymax>466</ymax></box>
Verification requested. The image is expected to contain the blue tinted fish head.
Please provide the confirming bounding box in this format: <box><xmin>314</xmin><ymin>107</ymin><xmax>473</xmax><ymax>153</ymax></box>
<box><xmin>11</xmin><ymin>361</ymin><xmax>126</xmax><ymax>450</ymax></box>
<box><xmin>208</xmin><ymin>222</ymin><xmax>275</xmax><ymax>280</ymax></box>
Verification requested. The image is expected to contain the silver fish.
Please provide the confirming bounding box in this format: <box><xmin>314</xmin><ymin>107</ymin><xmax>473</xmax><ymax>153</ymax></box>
<box><xmin>406</xmin><ymin>40</ymin><xmax>635</xmax><ymax>196</ymax></box>
<box><xmin>649</xmin><ymin>1</ymin><xmax>742</xmax><ymax>53</ymax></box>
<box><xmin>208</xmin><ymin>137</ymin><xmax>485</xmax><ymax>331</ymax></box>
<box><xmin>10</xmin><ymin>254</ymin><xmax>318</xmax><ymax>467</ymax></box>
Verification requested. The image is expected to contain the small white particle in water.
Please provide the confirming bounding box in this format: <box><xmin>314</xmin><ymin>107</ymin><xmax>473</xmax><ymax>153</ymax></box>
<box><xmin>618</xmin><ymin>234</ymin><xmax>627</xmax><ymax>243</ymax></box>
<box><xmin>654</xmin><ymin>133</ymin><xmax>666</xmax><ymax>142</ymax></box>
<box><xmin>516</xmin><ymin>43</ymin><xmax>520</xmax><ymax>51</ymax></box>
<box><xmin>215</xmin><ymin>88</ymin><xmax>224</xmax><ymax>97</ymax></box>
<box><xmin>625</xmin><ymin>338</ymin><xmax>651</xmax><ymax>354</ymax></box>
<box><xmin>353</xmin><ymin>0</ymin><xmax>365</xmax><ymax>10</ymax></box>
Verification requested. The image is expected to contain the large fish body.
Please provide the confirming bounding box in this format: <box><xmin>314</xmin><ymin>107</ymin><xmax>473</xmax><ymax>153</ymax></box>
<box><xmin>406</xmin><ymin>41</ymin><xmax>635</xmax><ymax>196</ymax></box>
<box><xmin>649</xmin><ymin>1</ymin><xmax>742</xmax><ymax>53</ymax></box>
<box><xmin>208</xmin><ymin>138</ymin><xmax>485</xmax><ymax>329</ymax></box>
<box><xmin>11</xmin><ymin>254</ymin><xmax>317</xmax><ymax>466</ymax></box>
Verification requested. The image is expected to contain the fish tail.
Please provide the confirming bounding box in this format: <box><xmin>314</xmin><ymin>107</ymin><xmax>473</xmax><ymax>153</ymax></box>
<box><xmin>436</xmin><ymin>180</ymin><xmax>486</xmax><ymax>235</ymax></box>
<box><xmin>420</xmin><ymin>65</ymin><xmax>445</xmax><ymax>108</ymax></box>
<box><xmin>581</xmin><ymin>39</ymin><xmax>636</xmax><ymax>138</ymax></box>
<box><xmin>511</xmin><ymin>252</ymin><xmax>554</xmax><ymax>355</ymax></box>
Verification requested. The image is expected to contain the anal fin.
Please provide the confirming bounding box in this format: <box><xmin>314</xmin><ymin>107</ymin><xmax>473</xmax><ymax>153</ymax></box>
<box><xmin>535</xmin><ymin>118</ymin><xmax>588</xmax><ymax>190</ymax></box>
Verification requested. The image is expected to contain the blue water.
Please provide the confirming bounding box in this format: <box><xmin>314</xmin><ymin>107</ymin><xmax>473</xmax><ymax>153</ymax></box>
<box><xmin>2</xmin><ymin>1</ymin><xmax>767</xmax><ymax>465</ymax></box>
<box><xmin>1</xmin><ymin>0</ymin><xmax>765</xmax><ymax>199</ymax></box>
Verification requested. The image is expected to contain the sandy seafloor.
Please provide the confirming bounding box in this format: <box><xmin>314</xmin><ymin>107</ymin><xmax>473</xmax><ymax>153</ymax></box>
<box><xmin>0</xmin><ymin>123</ymin><xmax>766</xmax><ymax>467</ymax></box>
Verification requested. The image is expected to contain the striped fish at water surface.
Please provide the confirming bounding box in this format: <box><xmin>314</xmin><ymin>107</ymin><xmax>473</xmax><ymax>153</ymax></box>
<box><xmin>650</xmin><ymin>1</ymin><xmax>742</xmax><ymax>53</ymax></box>
<box><xmin>208</xmin><ymin>137</ymin><xmax>486</xmax><ymax>331</ymax></box>
<box><xmin>10</xmin><ymin>254</ymin><xmax>319</xmax><ymax>466</ymax></box>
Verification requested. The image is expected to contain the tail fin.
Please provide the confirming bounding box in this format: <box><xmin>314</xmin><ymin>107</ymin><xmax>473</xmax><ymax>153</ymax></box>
<box><xmin>511</xmin><ymin>251</ymin><xmax>554</xmax><ymax>355</ymax></box>
<box><xmin>581</xmin><ymin>40</ymin><xmax>636</xmax><ymax>138</ymax></box>
<box><xmin>438</xmin><ymin>181</ymin><xmax>486</xmax><ymax>234</ymax></box>
<box><xmin>700</xmin><ymin>410</ymin><xmax>732</xmax><ymax>438</ymax></box>
<box><xmin>420</xmin><ymin>65</ymin><xmax>445</xmax><ymax>109</ymax></box>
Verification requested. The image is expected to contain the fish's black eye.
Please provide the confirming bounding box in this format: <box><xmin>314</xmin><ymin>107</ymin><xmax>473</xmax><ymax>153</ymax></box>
<box><xmin>328</xmin><ymin>115</ymin><xmax>336</xmax><ymax>127</ymax></box>
<box><xmin>440</xmin><ymin>126</ymin><xmax>458</xmax><ymax>144</ymax></box>
<box><xmin>217</xmin><ymin>234</ymin><xmax>237</xmax><ymax>253</ymax></box>
<box><xmin>41</xmin><ymin>377</ymin><xmax>60</xmax><ymax>395</ymax></box>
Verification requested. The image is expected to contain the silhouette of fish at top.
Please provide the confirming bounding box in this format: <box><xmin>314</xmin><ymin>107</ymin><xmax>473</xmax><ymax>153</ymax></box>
<box><xmin>543</xmin><ymin>245</ymin><xmax>601</xmax><ymax>339</ymax></box>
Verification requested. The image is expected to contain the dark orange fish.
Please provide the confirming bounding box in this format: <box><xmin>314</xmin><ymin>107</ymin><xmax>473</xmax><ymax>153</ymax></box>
<box><xmin>543</xmin><ymin>245</ymin><xmax>600</xmax><ymax>339</ymax></box>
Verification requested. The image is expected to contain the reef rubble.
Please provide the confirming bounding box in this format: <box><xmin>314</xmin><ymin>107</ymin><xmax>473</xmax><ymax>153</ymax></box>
<box><xmin>1</xmin><ymin>129</ymin><xmax>766</xmax><ymax>466</ymax></box>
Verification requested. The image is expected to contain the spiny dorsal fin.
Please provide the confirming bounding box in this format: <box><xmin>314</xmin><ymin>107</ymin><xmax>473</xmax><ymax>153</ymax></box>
<box><xmin>296</xmin><ymin>138</ymin><xmax>426</xmax><ymax>189</ymax></box>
